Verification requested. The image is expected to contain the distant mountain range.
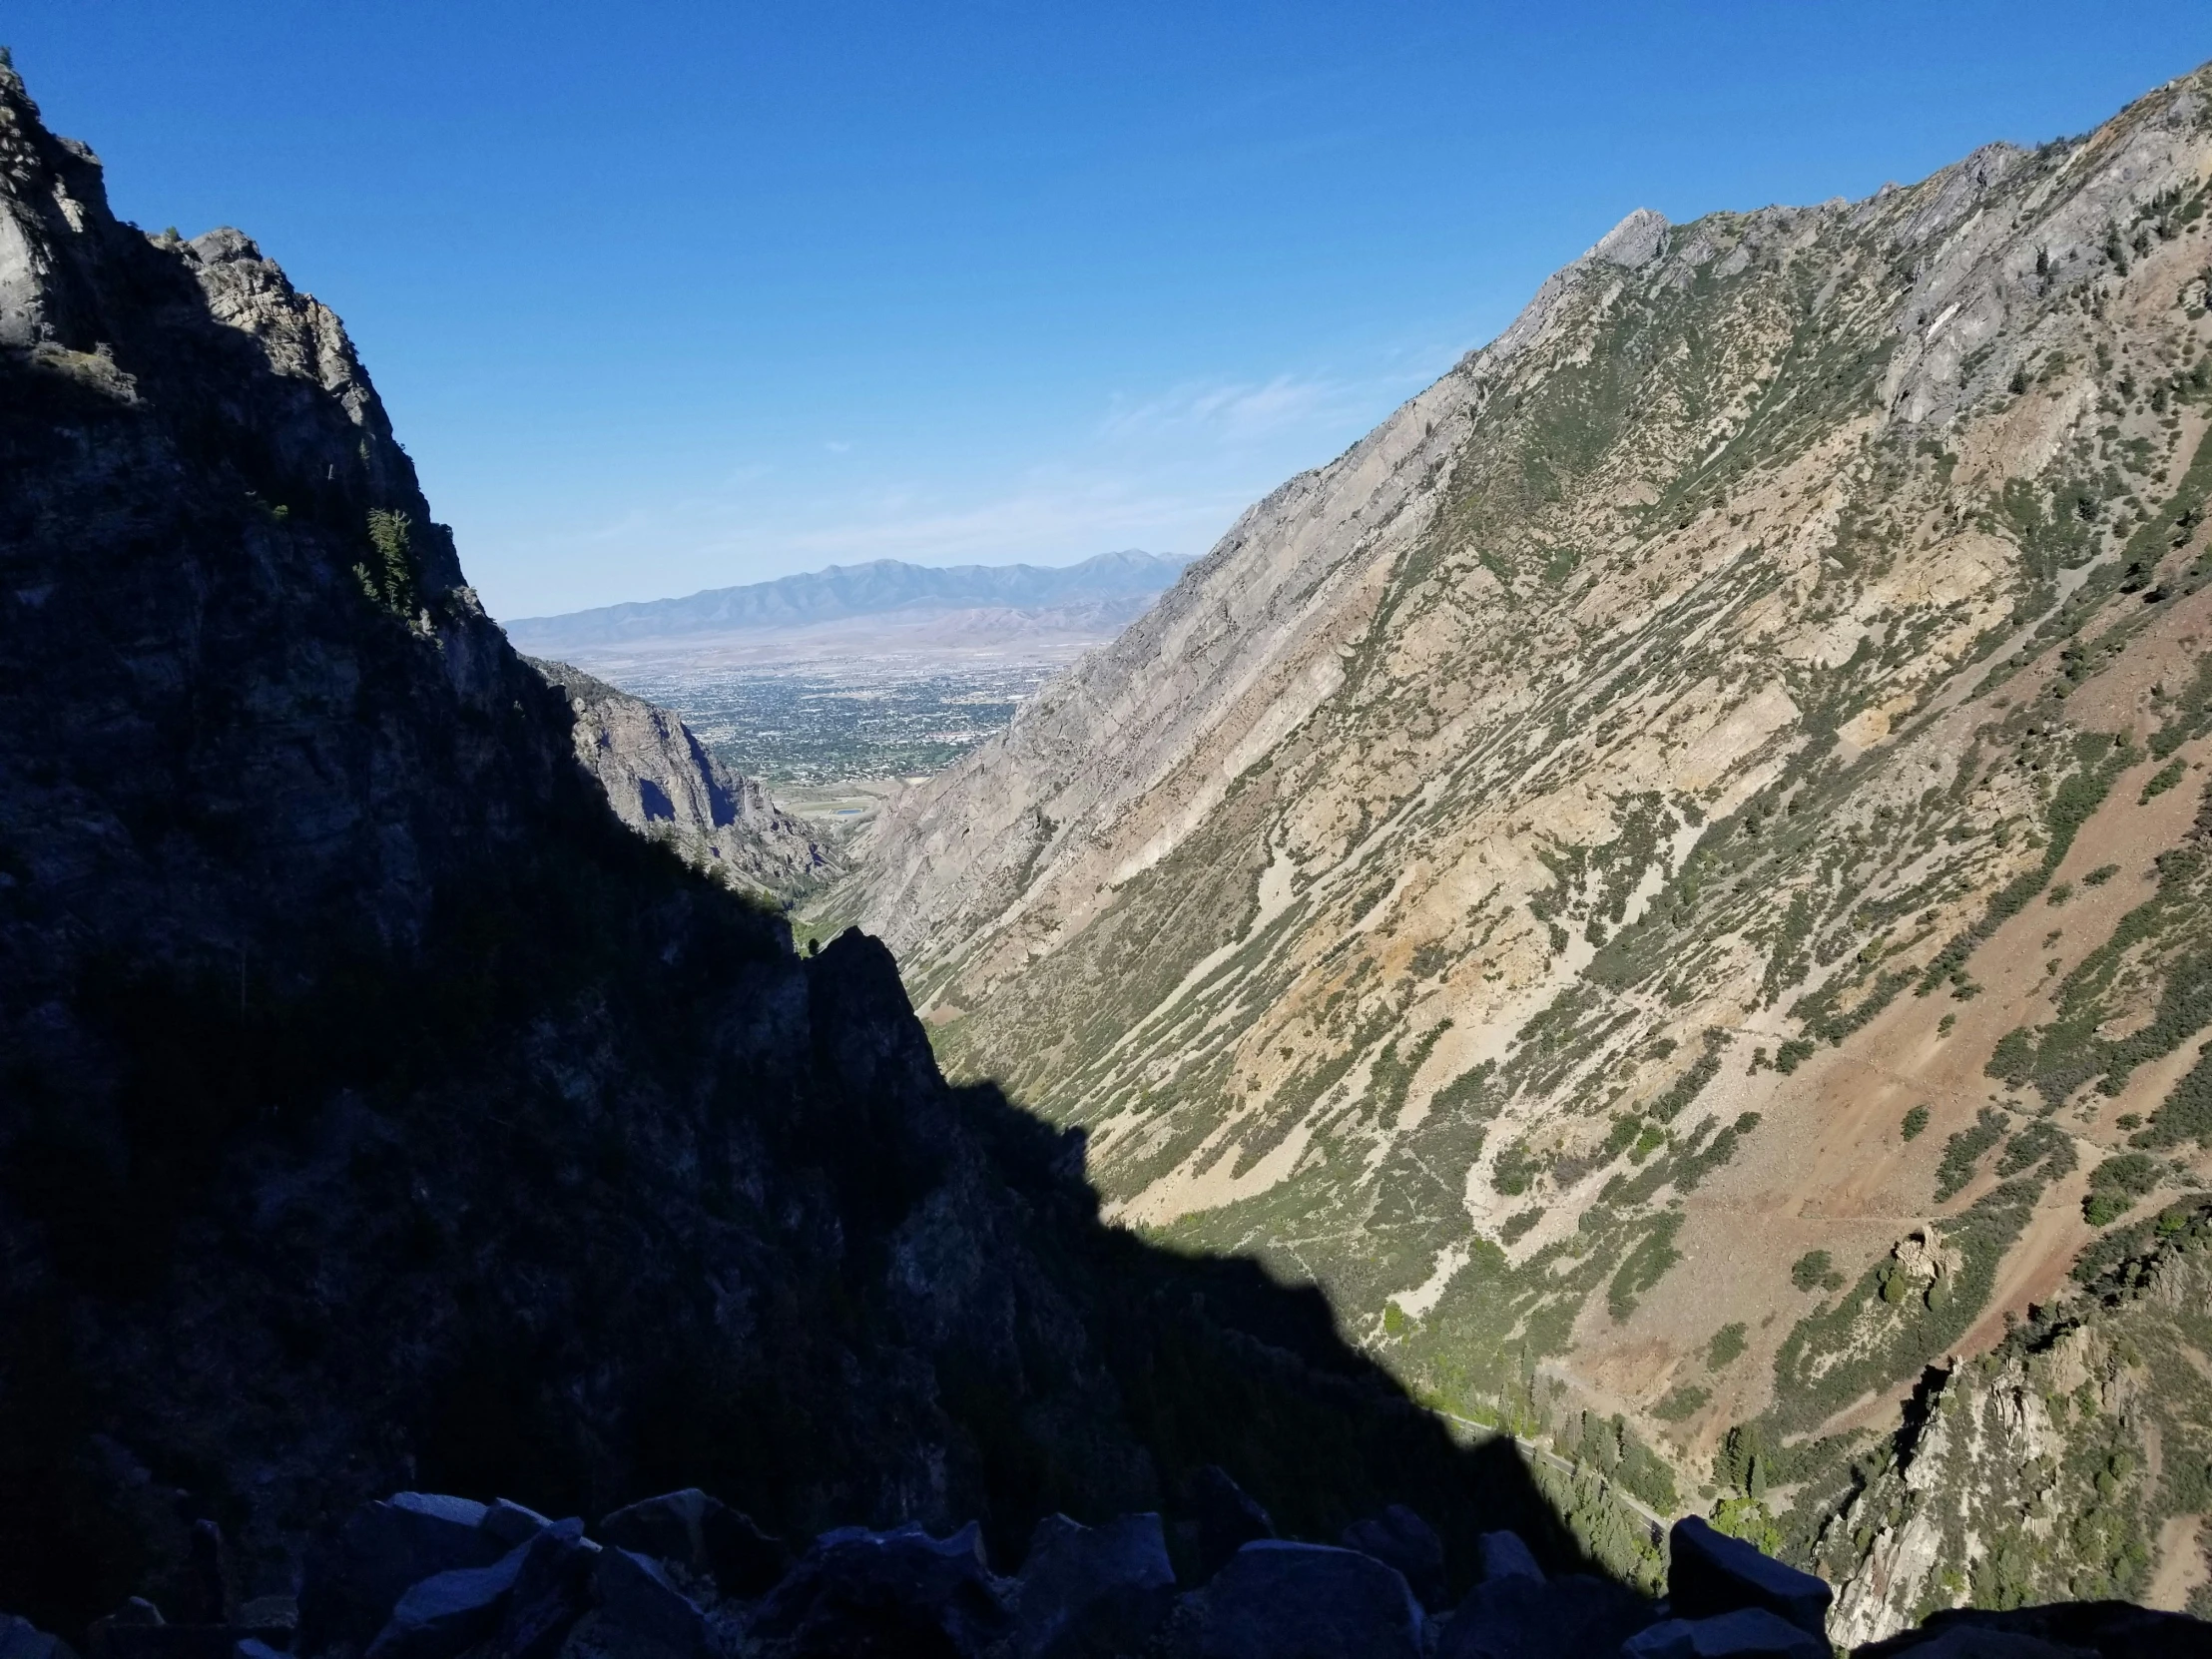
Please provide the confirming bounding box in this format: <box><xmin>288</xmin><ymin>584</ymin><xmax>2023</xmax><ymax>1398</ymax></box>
<box><xmin>503</xmin><ymin>551</ymin><xmax>1192</xmax><ymax>653</ymax></box>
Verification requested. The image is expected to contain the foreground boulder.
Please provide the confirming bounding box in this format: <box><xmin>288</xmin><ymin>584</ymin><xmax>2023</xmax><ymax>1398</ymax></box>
<box><xmin>1436</xmin><ymin>1569</ymin><xmax>1655</xmax><ymax>1659</ymax></box>
<box><xmin>591</xmin><ymin>1550</ymin><xmax>706</xmax><ymax>1659</ymax></box>
<box><xmin>1473</xmin><ymin>1530</ymin><xmax>1542</xmax><ymax>1586</ymax></box>
<box><xmin>1173</xmin><ymin>1540</ymin><xmax>1421</xmax><ymax>1659</ymax></box>
<box><xmin>299</xmin><ymin>1496</ymin><xmax>516</xmax><ymax>1655</ymax></box>
<box><xmin>1338</xmin><ymin>1508</ymin><xmax>1447</xmax><ymax>1612</ymax></box>
<box><xmin>363</xmin><ymin>1549</ymin><xmax>528</xmax><ymax>1659</ymax></box>
<box><xmin>1858</xmin><ymin>1599</ymin><xmax>2212</xmax><ymax>1657</ymax></box>
<box><xmin>1624</xmin><ymin>1609</ymin><xmax>1829</xmax><ymax>1659</ymax></box>
<box><xmin>1</xmin><ymin>1618</ymin><xmax>77</xmax><ymax>1659</ymax></box>
<box><xmin>484</xmin><ymin>1524</ymin><xmax>598</xmax><ymax>1659</ymax></box>
<box><xmin>1009</xmin><ymin>1514</ymin><xmax>1176</xmax><ymax>1659</ymax></box>
<box><xmin>1668</xmin><ymin>1517</ymin><xmax>1832</xmax><ymax>1639</ymax></box>
<box><xmin>747</xmin><ymin>1524</ymin><xmax>1009</xmax><ymax>1658</ymax></box>
<box><xmin>1184</xmin><ymin>1469</ymin><xmax>1275</xmax><ymax>1585</ymax></box>
<box><xmin>595</xmin><ymin>1492</ymin><xmax>787</xmax><ymax>1600</ymax></box>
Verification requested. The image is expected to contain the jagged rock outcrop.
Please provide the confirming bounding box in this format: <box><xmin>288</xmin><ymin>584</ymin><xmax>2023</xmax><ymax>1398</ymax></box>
<box><xmin>0</xmin><ymin>52</ymin><xmax>1575</xmax><ymax>1646</ymax></box>
<box><xmin>527</xmin><ymin>659</ymin><xmax>839</xmax><ymax>901</ymax></box>
<box><xmin>833</xmin><ymin>55</ymin><xmax>2212</xmax><ymax>1626</ymax></box>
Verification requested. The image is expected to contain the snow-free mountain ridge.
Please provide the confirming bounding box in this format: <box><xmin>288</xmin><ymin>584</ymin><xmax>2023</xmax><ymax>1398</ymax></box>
<box><xmin>504</xmin><ymin>551</ymin><xmax>1191</xmax><ymax>652</ymax></box>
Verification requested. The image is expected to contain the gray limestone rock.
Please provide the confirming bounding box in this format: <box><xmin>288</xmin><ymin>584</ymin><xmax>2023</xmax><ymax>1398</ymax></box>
<box><xmin>1589</xmin><ymin>207</ymin><xmax>1670</xmax><ymax>269</ymax></box>
<box><xmin>528</xmin><ymin>659</ymin><xmax>839</xmax><ymax>902</ymax></box>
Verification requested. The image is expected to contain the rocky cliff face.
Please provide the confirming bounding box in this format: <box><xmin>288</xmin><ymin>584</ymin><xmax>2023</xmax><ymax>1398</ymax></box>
<box><xmin>0</xmin><ymin>56</ymin><xmax>1571</xmax><ymax>1644</ymax></box>
<box><xmin>838</xmin><ymin>60</ymin><xmax>2212</xmax><ymax>1630</ymax></box>
<box><xmin>526</xmin><ymin>659</ymin><xmax>840</xmax><ymax>901</ymax></box>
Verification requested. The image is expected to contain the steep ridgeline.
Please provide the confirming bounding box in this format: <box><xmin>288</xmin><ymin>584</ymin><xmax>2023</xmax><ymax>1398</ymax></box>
<box><xmin>0</xmin><ymin>57</ymin><xmax>1578</xmax><ymax>1643</ymax></box>
<box><xmin>842</xmin><ymin>62</ymin><xmax>2212</xmax><ymax>1626</ymax></box>
<box><xmin>526</xmin><ymin>658</ymin><xmax>841</xmax><ymax>901</ymax></box>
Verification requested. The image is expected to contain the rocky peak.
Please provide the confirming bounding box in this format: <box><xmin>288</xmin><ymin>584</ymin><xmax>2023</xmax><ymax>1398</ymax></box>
<box><xmin>1589</xmin><ymin>208</ymin><xmax>1669</xmax><ymax>271</ymax></box>
<box><xmin>0</xmin><ymin>52</ymin><xmax>115</xmax><ymax>349</ymax></box>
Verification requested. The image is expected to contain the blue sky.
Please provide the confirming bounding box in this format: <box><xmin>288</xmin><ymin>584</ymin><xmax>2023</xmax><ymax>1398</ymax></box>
<box><xmin>11</xmin><ymin>4</ymin><xmax>2212</xmax><ymax>618</ymax></box>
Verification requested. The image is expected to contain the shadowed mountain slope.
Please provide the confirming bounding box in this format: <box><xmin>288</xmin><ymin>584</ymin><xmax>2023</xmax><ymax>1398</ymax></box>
<box><xmin>839</xmin><ymin>60</ymin><xmax>2212</xmax><ymax>1630</ymax></box>
<box><xmin>0</xmin><ymin>55</ymin><xmax>1592</xmax><ymax>1643</ymax></box>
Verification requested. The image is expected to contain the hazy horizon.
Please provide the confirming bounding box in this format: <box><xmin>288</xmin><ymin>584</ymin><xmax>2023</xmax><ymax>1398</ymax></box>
<box><xmin>11</xmin><ymin>2</ymin><xmax>2211</xmax><ymax>618</ymax></box>
<box><xmin>501</xmin><ymin>547</ymin><xmax>1191</xmax><ymax>627</ymax></box>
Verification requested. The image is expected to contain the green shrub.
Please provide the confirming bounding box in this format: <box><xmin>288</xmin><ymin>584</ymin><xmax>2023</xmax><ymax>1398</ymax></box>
<box><xmin>1492</xmin><ymin>1142</ymin><xmax>1540</xmax><ymax>1196</ymax></box>
<box><xmin>1675</xmin><ymin>1113</ymin><xmax>1760</xmax><ymax>1191</ymax></box>
<box><xmin>356</xmin><ymin>508</ymin><xmax>420</xmax><ymax>617</ymax></box>
<box><xmin>1903</xmin><ymin>1104</ymin><xmax>1932</xmax><ymax>1141</ymax></box>
<box><xmin>1790</xmin><ymin>1249</ymin><xmax>1834</xmax><ymax>1292</ymax></box>
<box><xmin>2141</xmin><ymin>759</ymin><xmax>2186</xmax><ymax>804</ymax></box>
<box><xmin>2085</xmin><ymin>1193</ymin><xmax>2131</xmax><ymax>1227</ymax></box>
<box><xmin>1609</xmin><ymin>1213</ymin><xmax>1685</xmax><ymax>1321</ymax></box>
<box><xmin>1499</xmin><ymin>1207</ymin><xmax>1544</xmax><ymax>1244</ymax></box>
<box><xmin>1706</xmin><ymin>1322</ymin><xmax>1748</xmax><ymax>1368</ymax></box>
<box><xmin>1988</xmin><ymin>1029</ymin><xmax>2036</xmax><ymax>1086</ymax></box>
<box><xmin>1773</xmin><ymin>1037</ymin><xmax>1817</xmax><ymax>1073</ymax></box>
<box><xmin>1935</xmin><ymin>1107</ymin><xmax>2008</xmax><ymax>1200</ymax></box>
<box><xmin>1654</xmin><ymin>1384</ymin><xmax>1710</xmax><ymax>1421</ymax></box>
<box><xmin>1648</xmin><ymin>1034</ymin><xmax>1728</xmax><ymax>1123</ymax></box>
<box><xmin>2133</xmin><ymin>1041</ymin><xmax>2212</xmax><ymax>1148</ymax></box>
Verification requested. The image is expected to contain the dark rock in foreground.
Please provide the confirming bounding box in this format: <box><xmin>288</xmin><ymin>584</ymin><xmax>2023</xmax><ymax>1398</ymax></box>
<box><xmin>19</xmin><ymin>1496</ymin><xmax>2206</xmax><ymax>1659</ymax></box>
<box><xmin>1009</xmin><ymin>1513</ymin><xmax>1174</xmax><ymax>1659</ymax></box>
<box><xmin>1339</xmin><ymin>1507</ymin><xmax>1447</xmax><ymax>1613</ymax></box>
<box><xmin>1170</xmin><ymin>1539</ymin><xmax>1422</xmax><ymax>1659</ymax></box>
<box><xmin>1667</xmin><ymin>1516</ymin><xmax>1833</xmax><ymax>1640</ymax></box>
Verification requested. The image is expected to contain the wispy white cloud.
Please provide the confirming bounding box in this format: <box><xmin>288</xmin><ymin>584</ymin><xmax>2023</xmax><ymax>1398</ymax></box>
<box><xmin>479</xmin><ymin>347</ymin><xmax>1458</xmax><ymax>615</ymax></box>
<box><xmin>1098</xmin><ymin>372</ymin><xmax>1357</xmax><ymax>448</ymax></box>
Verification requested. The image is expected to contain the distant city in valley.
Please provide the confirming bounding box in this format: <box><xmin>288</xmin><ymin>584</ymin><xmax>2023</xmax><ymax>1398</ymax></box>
<box><xmin>503</xmin><ymin>550</ymin><xmax>1192</xmax><ymax>789</ymax></box>
<box><xmin>602</xmin><ymin>652</ymin><xmax>1079</xmax><ymax>785</ymax></box>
